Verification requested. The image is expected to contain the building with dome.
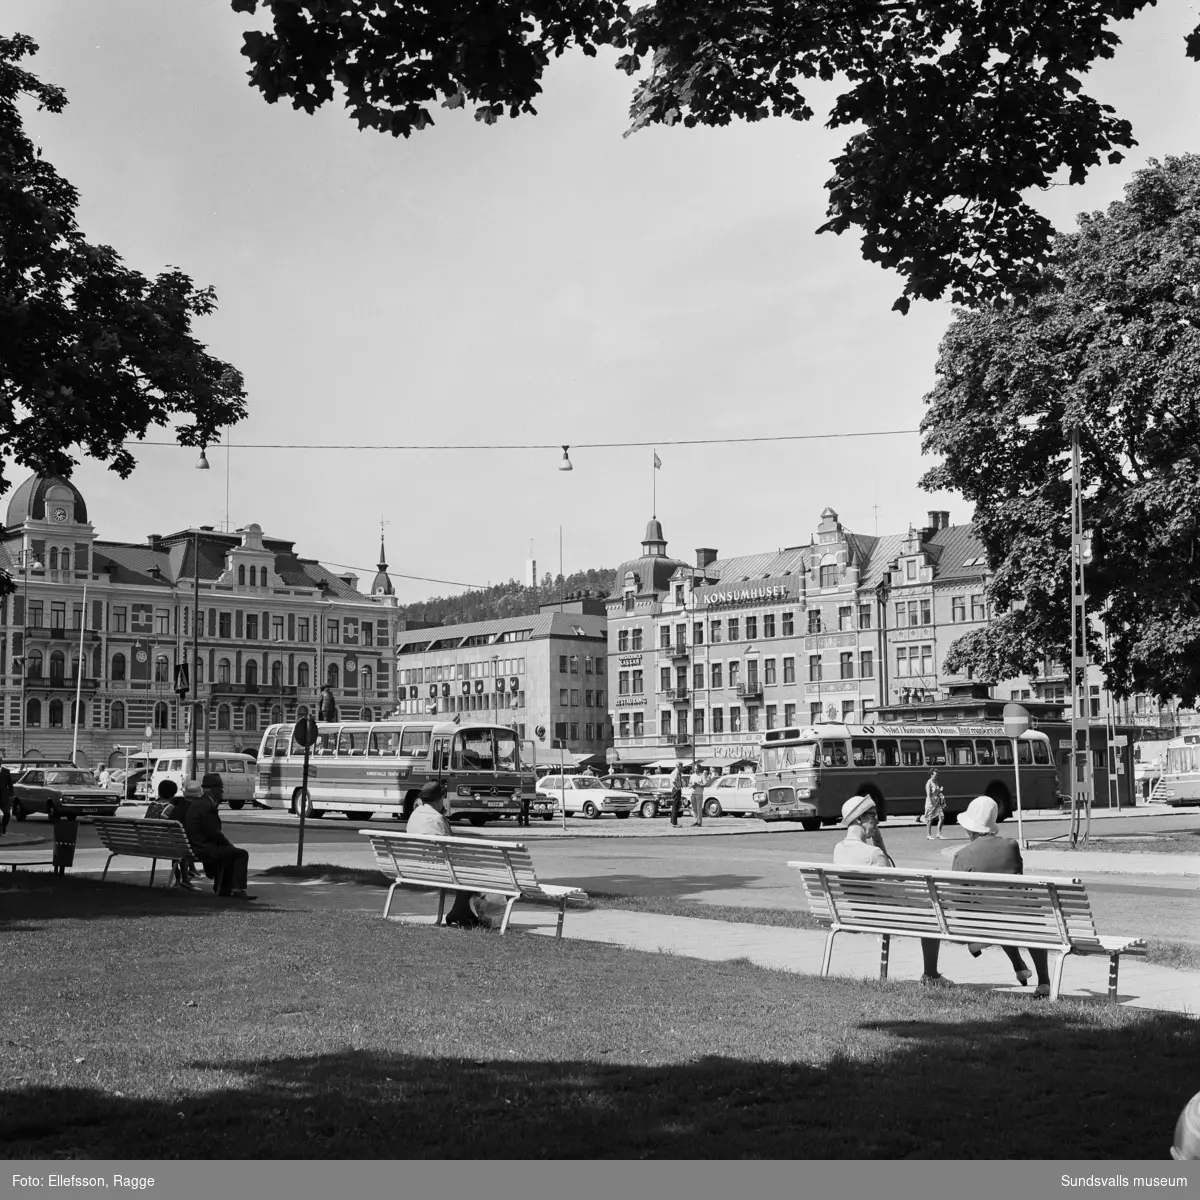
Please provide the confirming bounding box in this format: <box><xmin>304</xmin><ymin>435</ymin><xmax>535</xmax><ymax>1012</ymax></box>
<box><xmin>0</xmin><ymin>472</ymin><xmax>400</xmax><ymax>767</ymax></box>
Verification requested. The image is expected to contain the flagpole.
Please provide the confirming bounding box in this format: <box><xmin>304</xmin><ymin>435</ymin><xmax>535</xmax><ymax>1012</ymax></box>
<box><xmin>653</xmin><ymin>449</ymin><xmax>657</xmax><ymax>518</ymax></box>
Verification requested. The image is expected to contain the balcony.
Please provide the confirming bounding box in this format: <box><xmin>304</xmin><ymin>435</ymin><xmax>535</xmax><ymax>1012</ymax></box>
<box><xmin>209</xmin><ymin>682</ymin><xmax>299</xmax><ymax>698</ymax></box>
<box><xmin>25</xmin><ymin>625</ymin><xmax>101</xmax><ymax>642</ymax></box>
<box><xmin>668</xmin><ymin>686</ymin><xmax>690</xmax><ymax>705</ymax></box>
<box><xmin>25</xmin><ymin>675</ymin><xmax>100</xmax><ymax>691</ymax></box>
<box><xmin>674</xmin><ymin>733</ymin><xmax>692</xmax><ymax>745</ymax></box>
<box><xmin>669</xmin><ymin>643</ymin><xmax>690</xmax><ymax>662</ymax></box>
<box><xmin>737</xmin><ymin>681</ymin><xmax>763</xmax><ymax>699</ymax></box>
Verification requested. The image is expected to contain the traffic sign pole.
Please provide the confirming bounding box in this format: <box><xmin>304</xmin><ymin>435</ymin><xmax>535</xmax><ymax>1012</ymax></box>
<box><xmin>1003</xmin><ymin>703</ymin><xmax>1030</xmax><ymax>848</ymax></box>
<box><xmin>292</xmin><ymin>716</ymin><xmax>319</xmax><ymax>867</ymax></box>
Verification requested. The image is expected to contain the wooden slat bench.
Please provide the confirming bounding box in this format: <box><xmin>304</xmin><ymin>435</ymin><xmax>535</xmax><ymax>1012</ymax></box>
<box><xmin>360</xmin><ymin>830</ymin><xmax>587</xmax><ymax>937</ymax></box>
<box><xmin>788</xmin><ymin>861</ymin><xmax>1147</xmax><ymax>1002</ymax></box>
<box><xmin>93</xmin><ymin>816</ymin><xmax>196</xmax><ymax>888</ymax></box>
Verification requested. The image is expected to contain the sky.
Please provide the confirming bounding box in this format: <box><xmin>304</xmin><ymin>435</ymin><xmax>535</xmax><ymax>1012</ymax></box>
<box><xmin>6</xmin><ymin>1</ymin><xmax>1200</xmax><ymax>603</ymax></box>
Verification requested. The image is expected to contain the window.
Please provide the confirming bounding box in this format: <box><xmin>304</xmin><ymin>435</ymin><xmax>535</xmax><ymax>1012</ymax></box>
<box><xmin>971</xmin><ymin>594</ymin><xmax>987</xmax><ymax>621</ymax></box>
<box><xmin>50</xmin><ymin>602</ymin><xmax>65</xmax><ymax>630</ymax></box>
<box><xmin>244</xmin><ymin>704</ymin><xmax>259</xmax><ymax>732</ymax></box>
<box><xmin>839</xmin><ymin>699</ymin><xmax>854</xmax><ymax>722</ymax></box>
<box><xmin>728</xmin><ymin>661</ymin><xmax>740</xmax><ymax>688</ymax></box>
<box><xmin>26</xmin><ymin>698</ymin><xmax>41</xmax><ymax>727</ymax></box>
<box><xmin>728</xmin><ymin>618</ymin><xmax>740</xmax><ymax>642</ymax></box>
<box><xmin>112</xmin><ymin>606</ymin><xmax>127</xmax><ymax>633</ymax></box>
<box><xmin>852</xmin><ymin>739</ymin><xmax>877</xmax><ymax>767</ymax></box>
<box><xmin>782</xmin><ymin>612</ymin><xmax>794</xmax><ymax>636</ymax></box>
<box><xmin>1033</xmin><ymin>740</ymin><xmax>1050</xmax><ymax>765</ymax></box>
<box><xmin>631</xmin><ymin>628</ymin><xmax>643</xmax><ymax>650</ymax></box>
<box><xmin>618</xmin><ymin>629</ymin><xmax>629</xmax><ymax>652</ymax></box>
<box><xmin>660</xmin><ymin>667</ymin><xmax>672</xmax><ymax>692</ymax></box>
<box><xmin>948</xmin><ymin>739</ymin><xmax>975</xmax><ymax>766</ymax></box>
<box><xmin>327</xmin><ymin>663</ymin><xmax>339</xmax><ymax>688</ymax></box>
<box><xmin>569</xmin><ymin>689</ymin><xmax>579</xmax><ymax>707</ymax></box>
<box><xmin>838</xmin><ymin>606</ymin><xmax>853</xmax><ymax>632</ymax></box>
<box><xmin>747</xmin><ymin>707</ymin><xmax>759</xmax><ymax>732</ymax></box>
<box><xmin>807</xmin><ymin>610</ymin><xmax>822</xmax><ymax>634</ymax></box>
<box><xmin>219</xmin><ymin>612</ymin><xmax>232</xmax><ymax>638</ymax></box>
<box><xmin>859</xmin><ymin>650</ymin><xmax>873</xmax><ymax>678</ymax></box>
<box><xmin>660</xmin><ymin>626</ymin><xmax>671</xmax><ymax>649</ymax></box>
<box><xmin>952</xmin><ymin>596</ymin><xmax>966</xmax><ymax>622</ymax></box>
<box><xmin>745</xmin><ymin>616</ymin><xmax>757</xmax><ymax>640</ymax></box>
<box><xmin>245</xmin><ymin>659</ymin><xmax>258</xmax><ymax>688</ymax></box>
<box><xmin>327</xmin><ymin>620</ymin><xmax>340</xmax><ymax>644</ymax></box>
<box><xmin>297</xmin><ymin>662</ymin><xmax>310</xmax><ymax>688</ymax></box>
<box><xmin>764</xmin><ymin>658</ymin><xmax>776</xmax><ymax>685</ymax></box>
<box><xmin>763</xmin><ymin>614</ymin><xmax>775</xmax><ymax>639</ymax></box>
<box><xmin>821</xmin><ymin>740</ymin><xmax>847</xmax><ymax>767</ymax></box>
<box><xmin>559</xmin><ymin>688</ymin><xmax>568</xmax><ymax>707</ymax></box>
<box><xmin>155</xmin><ymin>655</ymin><xmax>170</xmax><ymax>683</ymax></box>
<box><xmin>900</xmin><ymin>738</ymin><xmax>922</xmax><ymax>766</ymax></box>
<box><xmin>584</xmin><ymin>655</ymin><xmax>594</xmax><ymax>674</ymax></box>
<box><xmin>920</xmin><ymin>644</ymin><xmax>933</xmax><ymax>678</ymax></box>
<box><xmin>858</xmin><ymin>604</ymin><xmax>872</xmax><ymax>630</ymax></box>
<box><xmin>49</xmin><ymin>650</ymin><xmax>65</xmax><ymax>681</ymax></box>
<box><xmin>693</xmin><ymin>664</ymin><xmax>704</xmax><ymax>690</ymax></box>
<box><xmin>218</xmin><ymin>658</ymin><xmax>231</xmax><ymax>684</ymax></box>
<box><xmin>730</xmin><ymin>706</ymin><xmax>742</xmax><ymax>733</ymax></box>
<box><xmin>745</xmin><ymin>659</ymin><xmax>758</xmax><ymax>686</ymax></box>
<box><xmin>155</xmin><ymin>701</ymin><xmax>170</xmax><ymax>730</ymax></box>
<box><xmin>559</xmin><ymin>654</ymin><xmax>568</xmax><ymax>673</ymax></box>
<box><xmin>632</xmin><ymin>670</ymin><xmax>643</xmax><ymax>694</ymax></box>
<box><xmin>896</xmin><ymin>647</ymin><xmax>909</xmax><ymax>678</ymax></box>
<box><xmin>298</xmin><ymin>618</ymin><xmax>310</xmax><ymax>642</ymax></box>
<box><xmin>624</xmin><ymin>590</ymin><xmax>635</xmax><ymax>613</ymax></box>
<box><xmin>908</xmin><ymin>600</ymin><xmax>920</xmax><ymax>626</ymax></box>
<box><xmin>784</xmin><ymin>703</ymin><xmax>796</xmax><ymax>725</ymax></box>
<box><xmin>918</xmin><ymin>599</ymin><xmax>930</xmax><ymax>625</ymax></box>
<box><xmin>662</xmin><ymin>710</ymin><xmax>672</xmax><ymax>736</ymax></box>
<box><xmin>820</xmin><ymin>564</ymin><xmax>838</xmax><ymax>587</ymax></box>
<box><xmin>922</xmin><ymin>738</ymin><xmax>947</xmax><ymax>766</ymax></box>
<box><xmin>619</xmin><ymin>713</ymin><xmax>629</xmax><ymax>738</ymax></box>
<box><xmin>584</xmin><ymin>723</ymin><xmax>594</xmax><ymax>741</ymax></box>
<box><xmin>569</xmin><ymin>654</ymin><xmax>579</xmax><ymax>674</ymax></box>
<box><xmin>895</xmin><ymin>602</ymin><xmax>907</xmax><ymax>628</ymax></box>
<box><xmin>975</xmin><ymin>739</ymin><xmax>995</xmax><ymax>765</ymax></box>
<box><xmin>840</xmin><ymin>652</ymin><xmax>854</xmax><ymax>680</ymax></box>
<box><xmin>710</xmin><ymin>619</ymin><xmax>723</xmax><ymax>643</ymax></box>
<box><xmin>632</xmin><ymin>712</ymin><xmax>644</xmax><ymax>738</ymax></box>
<box><xmin>712</xmin><ymin>707</ymin><xmax>724</xmax><ymax>733</ymax></box>
<box><xmin>693</xmin><ymin>710</ymin><xmax>705</xmax><ymax>735</ymax></box>
<box><xmin>361</xmin><ymin>665</ymin><xmax>373</xmax><ymax>692</ymax></box>
<box><xmin>110</xmin><ymin>700</ymin><xmax>125</xmax><ymax>729</ymax></box>
<box><xmin>1090</xmin><ymin>685</ymin><xmax>1100</xmax><ymax>718</ymax></box>
<box><xmin>711</xmin><ymin>663</ymin><xmax>723</xmax><ymax>689</ymax></box>
<box><xmin>156</xmin><ymin>609</ymin><xmax>170</xmax><ymax>635</ymax></box>
<box><xmin>808</xmin><ymin>655</ymin><xmax>822</xmax><ymax>682</ymax></box>
<box><xmin>906</xmin><ymin>559</ymin><xmax>916</xmax><ymax>580</ymax></box>
<box><xmin>619</xmin><ymin>671</ymin><xmax>629</xmax><ymax>695</ymax></box>
<box><xmin>783</xmin><ymin>657</ymin><xmax>795</xmax><ymax>684</ymax></box>
<box><xmin>693</xmin><ymin>621</ymin><xmax>704</xmax><ymax>645</ymax></box>
<box><xmin>49</xmin><ymin>698</ymin><xmax>63</xmax><ymax>727</ymax></box>
<box><xmin>766</xmin><ymin>705</ymin><xmax>776</xmax><ymax>730</ymax></box>
<box><xmin>111</xmin><ymin>653</ymin><xmax>126</xmax><ymax>682</ymax></box>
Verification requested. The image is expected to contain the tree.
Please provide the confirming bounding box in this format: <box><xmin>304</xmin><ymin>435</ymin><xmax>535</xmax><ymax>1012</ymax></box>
<box><xmin>228</xmin><ymin>0</ymin><xmax>1181</xmax><ymax>312</ymax></box>
<box><xmin>921</xmin><ymin>155</ymin><xmax>1200</xmax><ymax>706</ymax></box>
<box><xmin>0</xmin><ymin>35</ymin><xmax>246</xmax><ymax>544</ymax></box>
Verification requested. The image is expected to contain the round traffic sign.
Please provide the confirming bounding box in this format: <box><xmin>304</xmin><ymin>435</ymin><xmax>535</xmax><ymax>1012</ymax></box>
<box><xmin>144</xmin><ymin>723</ymin><xmax>153</xmax><ymax>739</ymax></box>
<box><xmin>292</xmin><ymin>715</ymin><xmax>319</xmax><ymax>748</ymax></box>
<box><xmin>1002</xmin><ymin>702</ymin><xmax>1030</xmax><ymax>740</ymax></box>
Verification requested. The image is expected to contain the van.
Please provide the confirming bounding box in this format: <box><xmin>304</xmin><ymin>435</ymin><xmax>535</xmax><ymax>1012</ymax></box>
<box><xmin>149</xmin><ymin>752</ymin><xmax>257</xmax><ymax>809</ymax></box>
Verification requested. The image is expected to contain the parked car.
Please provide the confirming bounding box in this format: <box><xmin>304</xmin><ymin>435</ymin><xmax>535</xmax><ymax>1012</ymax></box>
<box><xmin>107</xmin><ymin>766</ymin><xmax>153</xmax><ymax>800</ymax></box>
<box><xmin>700</xmin><ymin>772</ymin><xmax>766</xmax><ymax>818</ymax></box>
<box><xmin>12</xmin><ymin>766</ymin><xmax>122</xmax><ymax>821</ymax></box>
<box><xmin>602</xmin><ymin>773</ymin><xmax>676</xmax><ymax>819</ymax></box>
<box><xmin>535</xmin><ymin>774</ymin><xmax>638</xmax><ymax>819</ymax></box>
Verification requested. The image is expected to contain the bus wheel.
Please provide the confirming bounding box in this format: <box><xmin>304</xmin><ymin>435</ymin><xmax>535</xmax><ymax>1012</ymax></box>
<box><xmin>986</xmin><ymin>783</ymin><xmax>1012</xmax><ymax>822</ymax></box>
<box><xmin>704</xmin><ymin>798</ymin><xmax>722</xmax><ymax>819</ymax></box>
<box><xmin>801</xmin><ymin>818</ymin><xmax>821</xmax><ymax>832</ymax></box>
<box><xmin>468</xmin><ymin>815</ymin><xmax>487</xmax><ymax>827</ymax></box>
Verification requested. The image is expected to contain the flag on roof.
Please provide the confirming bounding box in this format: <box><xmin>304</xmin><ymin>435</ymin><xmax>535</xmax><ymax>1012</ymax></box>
<box><xmin>653</xmin><ymin>450</ymin><xmax>662</xmax><ymax>469</ymax></box>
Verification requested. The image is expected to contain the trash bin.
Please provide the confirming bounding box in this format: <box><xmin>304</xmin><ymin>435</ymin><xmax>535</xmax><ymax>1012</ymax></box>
<box><xmin>52</xmin><ymin>819</ymin><xmax>78</xmax><ymax>874</ymax></box>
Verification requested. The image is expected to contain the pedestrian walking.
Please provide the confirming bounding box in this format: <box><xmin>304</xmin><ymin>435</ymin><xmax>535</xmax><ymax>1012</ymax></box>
<box><xmin>98</xmin><ymin>766</ymin><xmax>112</xmax><ymax>790</ymax></box>
<box><xmin>668</xmin><ymin>762</ymin><xmax>683</xmax><ymax>827</ymax></box>
<box><xmin>923</xmin><ymin>767</ymin><xmax>946</xmax><ymax>838</ymax></box>
<box><xmin>0</xmin><ymin>755</ymin><xmax>12</xmax><ymax>835</ymax></box>
<box><xmin>834</xmin><ymin>795</ymin><xmax>952</xmax><ymax>987</ymax></box>
<box><xmin>689</xmin><ymin>761</ymin><xmax>705</xmax><ymax>827</ymax></box>
<box><xmin>953</xmin><ymin>795</ymin><xmax>1052</xmax><ymax>997</ymax></box>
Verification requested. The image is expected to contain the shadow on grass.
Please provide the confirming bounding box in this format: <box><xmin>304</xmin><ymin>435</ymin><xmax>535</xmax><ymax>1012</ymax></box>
<box><xmin>4</xmin><ymin>1008</ymin><xmax>1199</xmax><ymax>1159</ymax></box>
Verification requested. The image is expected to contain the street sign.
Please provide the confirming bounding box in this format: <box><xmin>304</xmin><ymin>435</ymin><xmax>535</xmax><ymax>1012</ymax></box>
<box><xmin>292</xmin><ymin>715</ymin><xmax>318</xmax><ymax>749</ymax></box>
<box><xmin>173</xmin><ymin>662</ymin><xmax>190</xmax><ymax>696</ymax></box>
<box><xmin>144</xmin><ymin>723</ymin><xmax>153</xmax><ymax>740</ymax></box>
<box><xmin>1112</xmin><ymin>734</ymin><xmax>1128</xmax><ymax>747</ymax></box>
<box><xmin>141</xmin><ymin>741</ymin><xmax>152</xmax><ymax>755</ymax></box>
<box><xmin>1002</xmin><ymin>702</ymin><xmax>1030</xmax><ymax>739</ymax></box>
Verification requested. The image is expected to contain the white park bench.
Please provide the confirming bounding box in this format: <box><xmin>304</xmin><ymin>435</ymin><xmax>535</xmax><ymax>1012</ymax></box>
<box><xmin>93</xmin><ymin>816</ymin><xmax>196</xmax><ymax>888</ymax></box>
<box><xmin>360</xmin><ymin>830</ymin><xmax>587</xmax><ymax>937</ymax></box>
<box><xmin>789</xmin><ymin>861</ymin><xmax>1147</xmax><ymax>1002</ymax></box>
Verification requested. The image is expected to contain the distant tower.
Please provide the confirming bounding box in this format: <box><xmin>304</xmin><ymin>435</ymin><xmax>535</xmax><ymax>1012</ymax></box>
<box><xmin>371</xmin><ymin>534</ymin><xmax>394</xmax><ymax>597</ymax></box>
<box><xmin>525</xmin><ymin>556</ymin><xmax>537</xmax><ymax>588</ymax></box>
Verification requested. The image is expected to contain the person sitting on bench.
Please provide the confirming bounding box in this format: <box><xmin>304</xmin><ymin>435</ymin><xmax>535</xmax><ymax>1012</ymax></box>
<box><xmin>182</xmin><ymin>778</ymin><xmax>255</xmax><ymax>900</ymax></box>
<box><xmin>406</xmin><ymin>780</ymin><xmax>489</xmax><ymax>929</ymax></box>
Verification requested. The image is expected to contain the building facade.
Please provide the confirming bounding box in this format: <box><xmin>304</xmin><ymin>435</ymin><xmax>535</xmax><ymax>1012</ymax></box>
<box><xmin>1</xmin><ymin>473</ymin><xmax>400</xmax><ymax>766</ymax></box>
<box><xmin>393</xmin><ymin>595</ymin><xmax>611</xmax><ymax>767</ymax></box>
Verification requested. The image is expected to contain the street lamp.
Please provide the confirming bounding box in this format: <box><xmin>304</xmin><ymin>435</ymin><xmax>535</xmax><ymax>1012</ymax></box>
<box><xmin>18</xmin><ymin>547</ymin><xmax>44</xmax><ymax>760</ymax></box>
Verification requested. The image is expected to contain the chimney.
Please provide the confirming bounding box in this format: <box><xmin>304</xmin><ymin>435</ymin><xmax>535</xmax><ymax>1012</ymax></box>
<box><xmin>939</xmin><ymin>510</ymin><xmax>951</xmax><ymax>529</ymax></box>
<box><xmin>696</xmin><ymin>548</ymin><xmax>718</xmax><ymax>569</ymax></box>
<box><xmin>147</xmin><ymin>534</ymin><xmax>162</xmax><ymax>550</ymax></box>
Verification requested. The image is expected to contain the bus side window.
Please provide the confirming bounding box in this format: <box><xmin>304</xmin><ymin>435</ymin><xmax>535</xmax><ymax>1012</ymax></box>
<box><xmin>975</xmin><ymin>739</ymin><xmax>995</xmax><ymax>765</ymax></box>
<box><xmin>316</xmin><ymin>732</ymin><xmax>336</xmax><ymax>756</ymax></box>
<box><xmin>822</xmin><ymin>740</ymin><xmax>847</xmax><ymax>767</ymax></box>
<box><xmin>273</xmin><ymin>735</ymin><xmax>291</xmax><ymax>758</ymax></box>
<box><xmin>851</xmin><ymin>739</ymin><xmax>876</xmax><ymax>768</ymax></box>
<box><xmin>876</xmin><ymin>739</ymin><xmax>899</xmax><ymax>767</ymax></box>
<box><xmin>262</xmin><ymin>731</ymin><xmax>276</xmax><ymax>758</ymax></box>
<box><xmin>995</xmin><ymin>740</ymin><xmax>1013</xmax><ymax>765</ymax></box>
<box><xmin>900</xmin><ymin>739</ymin><xmax>923</xmax><ymax>767</ymax></box>
<box><xmin>369</xmin><ymin>730</ymin><xmax>398</xmax><ymax>756</ymax></box>
<box><xmin>1017</xmin><ymin>740</ymin><xmax>1032</xmax><ymax>765</ymax></box>
<box><xmin>922</xmin><ymin>739</ymin><xmax>947</xmax><ymax>766</ymax></box>
<box><xmin>947</xmin><ymin>739</ymin><xmax>974</xmax><ymax>766</ymax></box>
<box><xmin>401</xmin><ymin>729</ymin><xmax>431</xmax><ymax>757</ymax></box>
<box><xmin>1032</xmin><ymin>740</ymin><xmax>1049</xmax><ymax>765</ymax></box>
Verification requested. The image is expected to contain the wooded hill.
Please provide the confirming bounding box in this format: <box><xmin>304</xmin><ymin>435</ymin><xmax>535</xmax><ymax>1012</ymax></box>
<box><xmin>396</xmin><ymin>568</ymin><xmax>616</xmax><ymax>627</ymax></box>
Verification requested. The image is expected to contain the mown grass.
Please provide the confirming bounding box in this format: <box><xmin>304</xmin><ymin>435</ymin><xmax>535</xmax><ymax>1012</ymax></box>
<box><xmin>2</xmin><ymin>871</ymin><xmax>1199</xmax><ymax>1160</ymax></box>
<box><xmin>1085</xmin><ymin>832</ymin><xmax>1200</xmax><ymax>856</ymax></box>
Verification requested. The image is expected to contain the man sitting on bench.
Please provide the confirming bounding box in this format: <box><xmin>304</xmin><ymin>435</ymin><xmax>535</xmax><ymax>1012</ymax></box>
<box><xmin>406</xmin><ymin>780</ymin><xmax>489</xmax><ymax>930</ymax></box>
<box><xmin>182</xmin><ymin>778</ymin><xmax>255</xmax><ymax>901</ymax></box>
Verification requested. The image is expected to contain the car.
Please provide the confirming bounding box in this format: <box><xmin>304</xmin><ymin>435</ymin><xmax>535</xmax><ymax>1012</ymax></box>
<box><xmin>12</xmin><ymin>766</ymin><xmax>122</xmax><ymax>821</ymax></box>
<box><xmin>535</xmin><ymin>774</ymin><xmax>638</xmax><ymax>819</ymax></box>
<box><xmin>107</xmin><ymin>766</ymin><xmax>153</xmax><ymax>800</ymax></box>
<box><xmin>700</xmin><ymin>772</ymin><xmax>767</xmax><ymax>818</ymax></box>
<box><xmin>602</xmin><ymin>773</ymin><xmax>676</xmax><ymax>819</ymax></box>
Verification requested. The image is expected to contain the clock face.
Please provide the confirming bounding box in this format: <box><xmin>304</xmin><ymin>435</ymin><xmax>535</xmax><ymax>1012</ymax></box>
<box><xmin>135</xmin><ymin>650</ymin><xmax>148</xmax><ymax>664</ymax></box>
<box><xmin>51</xmin><ymin>507</ymin><xmax>68</xmax><ymax>523</ymax></box>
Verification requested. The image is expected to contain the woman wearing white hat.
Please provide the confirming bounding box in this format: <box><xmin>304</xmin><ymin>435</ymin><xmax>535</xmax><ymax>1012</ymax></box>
<box><xmin>834</xmin><ymin>794</ymin><xmax>952</xmax><ymax>987</ymax></box>
<box><xmin>951</xmin><ymin>795</ymin><xmax>1051</xmax><ymax>997</ymax></box>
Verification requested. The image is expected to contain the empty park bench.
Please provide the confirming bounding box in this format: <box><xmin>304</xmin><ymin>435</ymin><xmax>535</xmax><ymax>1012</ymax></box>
<box><xmin>359</xmin><ymin>830</ymin><xmax>587</xmax><ymax>937</ymax></box>
<box><xmin>788</xmin><ymin>861</ymin><xmax>1147</xmax><ymax>1002</ymax></box>
<box><xmin>93</xmin><ymin>816</ymin><xmax>196</xmax><ymax>888</ymax></box>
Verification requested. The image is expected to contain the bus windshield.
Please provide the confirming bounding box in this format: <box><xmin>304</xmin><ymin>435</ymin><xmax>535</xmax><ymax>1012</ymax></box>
<box><xmin>761</xmin><ymin>743</ymin><xmax>819</xmax><ymax>772</ymax></box>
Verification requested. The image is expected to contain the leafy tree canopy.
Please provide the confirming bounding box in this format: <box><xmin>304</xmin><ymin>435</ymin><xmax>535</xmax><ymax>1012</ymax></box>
<box><xmin>922</xmin><ymin>154</ymin><xmax>1200</xmax><ymax>706</ymax></box>
<box><xmin>0</xmin><ymin>35</ymin><xmax>246</xmax><ymax>523</ymax></box>
<box><xmin>229</xmin><ymin>0</ymin><xmax>1189</xmax><ymax>312</ymax></box>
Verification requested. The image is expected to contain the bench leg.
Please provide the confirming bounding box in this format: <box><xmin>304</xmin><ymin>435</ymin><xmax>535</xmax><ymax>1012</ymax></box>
<box><xmin>1049</xmin><ymin>951</ymin><xmax>1067</xmax><ymax>1001</ymax></box>
<box><xmin>435</xmin><ymin>890</ymin><xmax>447</xmax><ymax>926</ymax></box>
<box><xmin>149</xmin><ymin>858</ymin><xmax>157</xmax><ymax>888</ymax></box>
<box><xmin>820</xmin><ymin>929</ymin><xmax>838</xmax><ymax>977</ymax></box>
<box><xmin>555</xmin><ymin>898</ymin><xmax>567</xmax><ymax>940</ymax></box>
<box><xmin>879</xmin><ymin>934</ymin><xmax>891</xmax><ymax>981</ymax></box>
<box><xmin>1108</xmin><ymin>953</ymin><xmax>1120</xmax><ymax>1003</ymax></box>
<box><xmin>102</xmin><ymin>852</ymin><xmax>115</xmax><ymax>881</ymax></box>
<box><xmin>499</xmin><ymin>896</ymin><xmax>518</xmax><ymax>936</ymax></box>
<box><xmin>383</xmin><ymin>881</ymin><xmax>400</xmax><ymax>919</ymax></box>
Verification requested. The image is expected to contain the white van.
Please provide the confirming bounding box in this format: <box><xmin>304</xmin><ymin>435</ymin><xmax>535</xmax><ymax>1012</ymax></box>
<box><xmin>149</xmin><ymin>752</ymin><xmax>257</xmax><ymax>809</ymax></box>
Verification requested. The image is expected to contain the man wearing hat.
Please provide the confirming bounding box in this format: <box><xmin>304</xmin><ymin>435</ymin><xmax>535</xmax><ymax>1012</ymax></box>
<box><xmin>182</xmin><ymin>778</ymin><xmax>255</xmax><ymax>900</ymax></box>
<box><xmin>407</xmin><ymin>780</ymin><xmax>489</xmax><ymax>929</ymax></box>
<box><xmin>952</xmin><ymin>796</ymin><xmax>1051</xmax><ymax>996</ymax></box>
<box><xmin>834</xmin><ymin>794</ymin><xmax>952</xmax><ymax>987</ymax></box>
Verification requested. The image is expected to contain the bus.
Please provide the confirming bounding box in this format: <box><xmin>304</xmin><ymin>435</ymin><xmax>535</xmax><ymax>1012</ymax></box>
<box><xmin>254</xmin><ymin>719</ymin><xmax>539</xmax><ymax>824</ymax></box>
<box><xmin>1152</xmin><ymin>733</ymin><xmax>1200</xmax><ymax>807</ymax></box>
<box><xmin>754</xmin><ymin>722</ymin><xmax>1060</xmax><ymax>827</ymax></box>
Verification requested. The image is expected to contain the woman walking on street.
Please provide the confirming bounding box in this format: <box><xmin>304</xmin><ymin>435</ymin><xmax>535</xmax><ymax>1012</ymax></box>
<box><xmin>923</xmin><ymin>767</ymin><xmax>946</xmax><ymax>839</ymax></box>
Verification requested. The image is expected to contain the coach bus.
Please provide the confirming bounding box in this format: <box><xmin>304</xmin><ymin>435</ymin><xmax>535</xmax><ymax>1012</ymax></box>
<box><xmin>254</xmin><ymin>719</ymin><xmax>539</xmax><ymax>824</ymax></box>
<box><xmin>754</xmin><ymin>721</ymin><xmax>1059</xmax><ymax>827</ymax></box>
<box><xmin>1152</xmin><ymin>733</ymin><xmax>1200</xmax><ymax>807</ymax></box>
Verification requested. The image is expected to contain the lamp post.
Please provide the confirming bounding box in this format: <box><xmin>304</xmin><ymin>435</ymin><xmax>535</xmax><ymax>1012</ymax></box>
<box><xmin>189</xmin><ymin>529</ymin><xmax>202</xmax><ymax>781</ymax></box>
<box><xmin>18</xmin><ymin>547</ymin><xmax>43</xmax><ymax>760</ymax></box>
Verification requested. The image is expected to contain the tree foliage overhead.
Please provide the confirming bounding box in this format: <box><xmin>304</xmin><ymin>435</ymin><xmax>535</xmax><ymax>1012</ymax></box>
<box><xmin>922</xmin><ymin>155</ymin><xmax>1200</xmax><ymax>706</ymax></box>
<box><xmin>0</xmin><ymin>35</ymin><xmax>246</xmax><ymax>509</ymax></box>
<box><xmin>228</xmin><ymin>0</ymin><xmax>1188</xmax><ymax>311</ymax></box>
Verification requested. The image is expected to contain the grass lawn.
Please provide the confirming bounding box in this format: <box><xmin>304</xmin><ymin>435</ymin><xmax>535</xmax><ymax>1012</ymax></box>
<box><xmin>3</xmin><ymin>871</ymin><xmax>1199</xmax><ymax>1159</ymax></box>
<box><xmin>1086</xmin><ymin>832</ymin><xmax>1200</xmax><ymax>855</ymax></box>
